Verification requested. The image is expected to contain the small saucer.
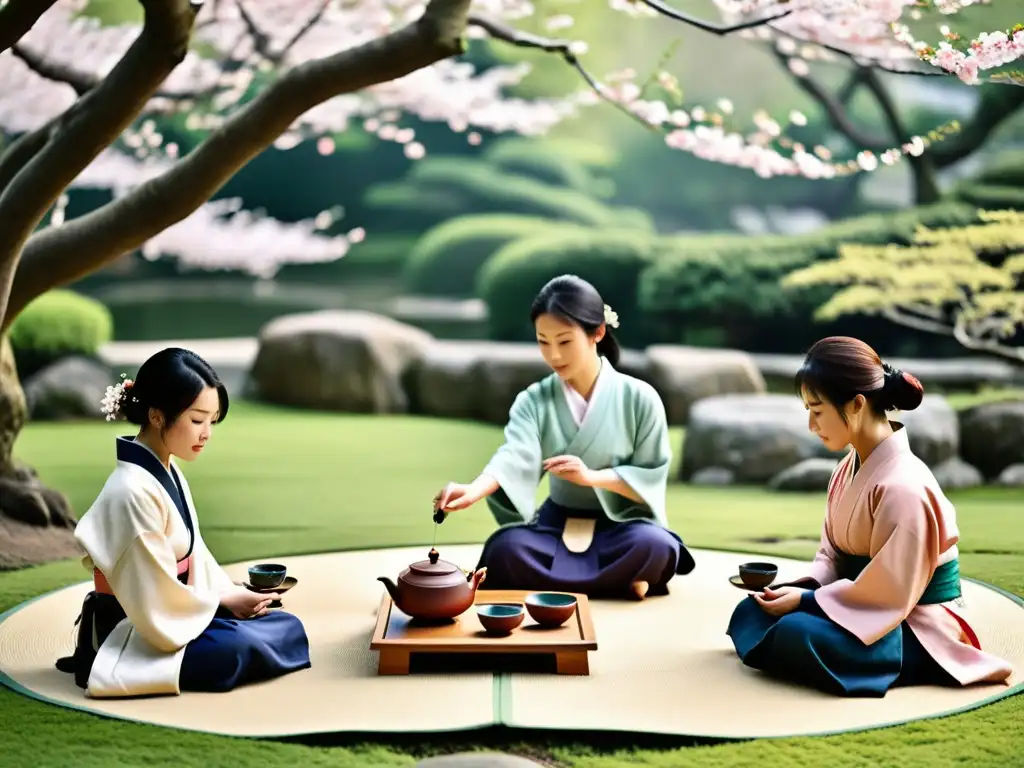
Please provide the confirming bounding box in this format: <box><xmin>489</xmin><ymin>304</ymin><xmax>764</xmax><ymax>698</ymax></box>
<box><xmin>244</xmin><ymin>576</ymin><xmax>297</xmax><ymax>595</ymax></box>
<box><xmin>729</xmin><ymin>575</ymin><xmax>757</xmax><ymax>591</ymax></box>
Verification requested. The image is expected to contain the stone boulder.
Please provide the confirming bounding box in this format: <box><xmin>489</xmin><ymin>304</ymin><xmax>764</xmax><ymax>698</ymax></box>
<box><xmin>22</xmin><ymin>356</ymin><xmax>113</xmax><ymax>420</ymax></box>
<box><xmin>958</xmin><ymin>400</ymin><xmax>1024</xmax><ymax>479</ymax></box>
<box><xmin>645</xmin><ymin>345</ymin><xmax>766</xmax><ymax>425</ymax></box>
<box><xmin>690</xmin><ymin>467</ymin><xmax>736</xmax><ymax>486</ymax></box>
<box><xmin>408</xmin><ymin>342</ymin><xmax>649</xmax><ymax>424</ymax></box>
<box><xmin>931</xmin><ymin>456</ymin><xmax>983</xmax><ymax>491</ymax></box>
<box><xmin>768</xmin><ymin>458</ymin><xmax>839</xmax><ymax>492</ymax></box>
<box><xmin>681</xmin><ymin>394</ymin><xmax>847</xmax><ymax>484</ymax></box>
<box><xmin>996</xmin><ymin>463</ymin><xmax>1024</xmax><ymax>487</ymax></box>
<box><xmin>248</xmin><ymin>311</ymin><xmax>433</xmax><ymax>413</ymax></box>
<box><xmin>899</xmin><ymin>394</ymin><xmax>958</xmax><ymax>467</ymax></box>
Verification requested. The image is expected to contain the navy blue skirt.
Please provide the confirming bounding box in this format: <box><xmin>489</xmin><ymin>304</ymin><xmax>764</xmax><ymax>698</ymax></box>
<box><xmin>477</xmin><ymin>498</ymin><xmax>695</xmax><ymax>597</ymax></box>
<box><xmin>58</xmin><ymin>591</ymin><xmax>311</xmax><ymax>693</ymax></box>
<box><xmin>727</xmin><ymin>591</ymin><xmax>955</xmax><ymax>697</ymax></box>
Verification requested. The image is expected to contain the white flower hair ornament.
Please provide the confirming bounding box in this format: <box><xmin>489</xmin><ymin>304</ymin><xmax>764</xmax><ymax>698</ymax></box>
<box><xmin>101</xmin><ymin>374</ymin><xmax>135</xmax><ymax>422</ymax></box>
<box><xmin>603</xmin><ymin>304</ymin><xmax>620</xmax><ymax>329</ymax></box>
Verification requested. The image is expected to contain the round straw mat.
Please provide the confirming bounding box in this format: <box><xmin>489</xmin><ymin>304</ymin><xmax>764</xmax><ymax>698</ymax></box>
<box><xmin>0</xmin><ymin>545</ymin><xmax>1020</xmax><ymax>739</ymax></box>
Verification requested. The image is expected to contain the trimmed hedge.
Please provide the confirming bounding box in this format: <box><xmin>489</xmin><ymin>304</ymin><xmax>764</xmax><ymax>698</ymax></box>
<box><xmin>365</xmin><ymin>158</ymin><xmax>651</xmax><ymax>230</ymax></box>
<box><xmin>638</xmin><ymin>201</ymin><xmax>983</xmax><ymax>352</ymax></box>
<box><xmin>476</xmin><ymin>229</ymin><xmax>657</xmax><ymax>347</ymax></box>
<box><xmin>483</xmin><ymin>138</ymin><xmax>613</xmax><ymax>198</ymax></box>
<box><xmin>276</xmin><ymin>234</ymin><xmax>418</xmax><ymax>282</ymax></box>
<box><xmin>9</xmin><ymin>289</ymin><xmax>113</xmax><ymax>378</ymax></box>
<box><xmin>403</xmin><ymin>214</ymin><xmax>584</xmax><ymax>297</ymax></box>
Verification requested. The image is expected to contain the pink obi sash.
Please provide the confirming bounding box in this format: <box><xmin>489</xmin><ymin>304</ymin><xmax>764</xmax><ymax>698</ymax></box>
<box><xmin>93</xmin><ymin>556</ymin><xmax>192</xmax><ymax>595</ymax></box>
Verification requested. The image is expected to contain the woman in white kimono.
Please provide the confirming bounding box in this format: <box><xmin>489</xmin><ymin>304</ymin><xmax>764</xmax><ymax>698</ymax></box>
<box><xmin>433</xmin><ymin>275</ymin><xmax>695</xmax><ymax>600</ymax></box>
<box><xmin>727</xmin><ymin>336</ymin><xmax>1014</xmax><ymax>696</ymax></box>
<box><xmin>56</xmin><ymin>347</ymin><xmax>311</xmax><ymax>697</ymax></box>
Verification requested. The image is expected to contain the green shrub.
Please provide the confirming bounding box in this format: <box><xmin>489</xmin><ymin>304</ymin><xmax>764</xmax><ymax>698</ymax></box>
<box><xmin>276</xmin><ymin>234</ymin><xmax>418</xmax><ymax>282</ymax></box>
<box><xmin>365</xmin><ymin>158</ymin><xmax>650</xmax><ymax>230</ymax></box>
<box><xmin>483</xmin><ymin>138</ymin><xmax>612</xmax><ymax>197</ymax></box>
<box><xmin>967</xmin><ymin>149</ymin><xmax>1024</xmax><ymax>187</ymax></box>
<box><xmin>403</xmin><ymin>214</ymin><xmax>585</xmax><ymax>297</ymax></box>
<box><xmin>477</xmin><ymin>229</ymin><xmax>657</xmax><ymax>347</ymax></box>
<box><xmin>8</xmin><ymin>290</ymin><xmax>113</xmax><ymax>378</ymax></box>
<box><xmin>638</xmin><ymin>201</ymin><xmax>982</xmax><ymax>353</ymax></box>
<box><xmin>952</xmin><ymin>183</ymin><xmax>1024</xmax><ymax>210</ymax></box>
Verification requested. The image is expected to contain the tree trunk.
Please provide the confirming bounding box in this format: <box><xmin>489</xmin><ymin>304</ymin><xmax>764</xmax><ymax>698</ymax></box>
<box><xmin>0</xmin><ymin>335</ymin><xmax>82</xmax><ymax>570</ymax></box>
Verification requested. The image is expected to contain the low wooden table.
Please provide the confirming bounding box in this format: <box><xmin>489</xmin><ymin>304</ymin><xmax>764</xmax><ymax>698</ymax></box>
<box><xmin>370</xmin><ymin>589</ymin><xmax>597</xmax><ymax>676</ymax></box>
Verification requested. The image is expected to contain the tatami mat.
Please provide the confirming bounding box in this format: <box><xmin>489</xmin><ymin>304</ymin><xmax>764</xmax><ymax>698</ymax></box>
<box><xmin>0</xmin><ymin>545</ymin><xmax>1020</xmax><ymax>739</ymax></box>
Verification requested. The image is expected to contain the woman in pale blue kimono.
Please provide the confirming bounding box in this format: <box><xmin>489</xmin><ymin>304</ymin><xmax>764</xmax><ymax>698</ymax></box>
<box><xmin>434</xmin><ymin>275</ymin><xmax>695</xmax><ymax>599</ymax></box>
<box><xmin>56</xmin><ymin>348</ymin><xmax>310</xmax><ymax>697</ymax></box>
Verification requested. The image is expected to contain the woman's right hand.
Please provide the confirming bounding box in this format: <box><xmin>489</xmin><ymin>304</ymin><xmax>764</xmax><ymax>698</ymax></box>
<box><xmin>221</xmin><ymin>587</ymin><xmax>279</xmax><ymax>619</ymax></box>
<box><xmin>434</xmin><ymin>482</ymin><xmax>477</xmax><ymax>512</ymax></box>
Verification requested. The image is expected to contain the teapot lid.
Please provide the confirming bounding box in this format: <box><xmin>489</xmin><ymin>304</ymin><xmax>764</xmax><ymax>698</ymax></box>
<box><xmin>409</xmin><ymin>548</ymin><xmax>457</xmax><ymax>576</ymax></box>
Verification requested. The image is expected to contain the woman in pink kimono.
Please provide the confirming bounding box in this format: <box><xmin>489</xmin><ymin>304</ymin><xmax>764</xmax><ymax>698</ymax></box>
<box><xmin>727</xmin><ymin>336</ymin><xmax>1014</xmax><ymax>697</ymax></box>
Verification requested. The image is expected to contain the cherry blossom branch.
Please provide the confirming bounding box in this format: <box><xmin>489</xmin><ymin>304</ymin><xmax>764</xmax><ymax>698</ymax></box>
<box><xmin>635</xmin><ymin>0</ymin><xmax>793</xmax><ymax>35</ymax></box>
<box><xmin>773</xmin><ymin>51</ymin><xmax>889</xmax><ymax>151</ymax></box>
<box><xmin>859</xmin><ymin>65</ymin><xmax>941</xmax><ymax>202</ymax></box>
<box><xmin>10</xmin><ymin>41</ymin><xmax>97</xmax><ymax>96</ymax></box>
<box><xmin>0</xmin><ymin>0</ymin><xmax>58</xmax><ymax>54</ymax></box>
<box><xmin>235</xmin><ymin>0</ymin><xmax>329</xmax><ymax>64</ymax></box>
<box><xmin>6</xmin><ymin>0</ymin><xmax>475</xmax><ymax>327</ymax></box>
<box><xmin>0</xmin><ymin>0</ymin><xmax>201</xmax><ymax>328</ymax></box>
<box><xmin>931</xmin><ymin>85</ymin><xmax>1024</xmax><ymax>168</ymax></box>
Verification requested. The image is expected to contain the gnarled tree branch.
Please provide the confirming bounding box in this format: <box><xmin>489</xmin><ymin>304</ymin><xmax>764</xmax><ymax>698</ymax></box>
<box><xmin>883</xmin><ymin>307</ymin><xmax>1023</xmax><ymax>363</ymax></box>
<box><xmin>0</xmin><ymin>0</ymin><xmax>58</xmax><ymax>54</ymax></box>
<box><xmin>0</xmin><ymin>0</ymin><xmax>201</xmax><ymax>328</ymax></box>
<box><xmin>635</xmin><ymin>0</ymin><xmax>792</xmax><ymax>35</ymax></box>
<box><xmin>932</xmin><ymin>85</ymin><xmax>1024</xmax><ymax>169</ymax></box>
<box><xmin>4</xmin><ymin>0</ymin><xmax>474</xmax><ymax>328</ymax></box>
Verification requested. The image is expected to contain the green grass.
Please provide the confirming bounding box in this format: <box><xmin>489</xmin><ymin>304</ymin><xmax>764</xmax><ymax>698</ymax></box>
<box><xmin>2</xmin><ymin>402</ymin><xmax>1022</xmax><ymax>767</ymax></box>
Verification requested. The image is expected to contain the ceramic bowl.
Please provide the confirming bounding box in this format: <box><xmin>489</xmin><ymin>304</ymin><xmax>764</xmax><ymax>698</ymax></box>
<box><xmin>525</xmin><ymin>592</ymin><xmax>577</xmax><ymax>628</ymax></box>
<box><xmin>739</xmin><ymin>561</ymin><xmax>778</xmax><ymax>590</ymax></box>
<box><xmin>248</xmin><ymin>563</ymin><xmax>287</xmax><ymax>589</ymax></box>
<box><xmin>477</xmin><ymin>603</ymin><xmax>525</xmax><ymax>635</ymax></box>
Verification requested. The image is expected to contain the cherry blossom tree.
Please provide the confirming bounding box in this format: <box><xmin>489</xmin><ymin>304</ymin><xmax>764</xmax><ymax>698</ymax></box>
<box><xmin>0</xmin><ymin>0</ymin><xmax>1021</xmax><ymax>566</ymax></box>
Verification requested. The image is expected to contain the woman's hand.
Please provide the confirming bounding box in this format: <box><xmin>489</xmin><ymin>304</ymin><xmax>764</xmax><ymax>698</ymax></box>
<box><xmin>221</xmin><ymin>587</ymin><xmax>279</xmax><ymax>620</ymax></box>
<box><xmin>753</xmin><ymin>586</ymin><xmax>806</xmax><ymax>617</ymax></box>
<box><xmin>543</xmin><ymin>455</ymin><xmax>595</xmax><ymax>487</ymax></box>
<box><xmin>434</xmin><ymin>482</ymin><xmax>477</xmax><ymax>512</ymax></box>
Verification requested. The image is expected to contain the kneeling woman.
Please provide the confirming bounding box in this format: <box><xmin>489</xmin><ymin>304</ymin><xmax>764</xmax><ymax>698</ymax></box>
<box><xmin>57</xmin><ymin>348</ymin><xmax>311</xmax><ymax>698</ymax></box>
<box><xmin>727</xmin><ymin>336</ymin><xmax>1013</xmax><ymax>697</ymax></box>
<box><xmin>433</xmin><ymin>275</ymin><xmax>695</xmax><ymax>599</ymax></box>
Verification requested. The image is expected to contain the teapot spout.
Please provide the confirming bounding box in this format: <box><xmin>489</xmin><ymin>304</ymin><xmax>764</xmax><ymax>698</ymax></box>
<box><xmin>377</xmin><ymin>577</ymin><xmax>400</xmax><ymax>604</ymax></box>
<box><xmin>469</xmin><ymin>567</ymin><xmax>487</xmax><ymax>593</ymax></box>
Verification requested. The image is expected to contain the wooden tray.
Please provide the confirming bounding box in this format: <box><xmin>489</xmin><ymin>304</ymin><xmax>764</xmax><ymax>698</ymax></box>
<box><xmin>370</xmin><ymin>589</ymin><xmax>597</xmax><ymax>676</ymax></box>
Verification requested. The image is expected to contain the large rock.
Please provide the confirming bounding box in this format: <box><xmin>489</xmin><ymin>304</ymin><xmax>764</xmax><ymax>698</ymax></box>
<box><xmin>898</xmin><ymin>394</ymin><xmax>958</xmax><ymax>467</ymax></box>
<box><xmin>22</xmin><ymin>356</ymin><xmax>114</xmax><ymax>420</ymax></box>
<box><xmin>409</xmin><ymin>341</ymin><xmax>649</xmax><ymax>424</ymax></box>
<box><xmin>931</xmin><ymin>456</ymin><xmax>983</xmax><ymax>491</ymax></box>
<box><xmin>681</xmin><ymin>394</ymin><xmax>847</xmax><ymax>484</ymax></box>
<box><xmin>996</xmin><ymin>463</ymin><xmax>1024</xmax><ymax>487</ymax></box>
<box><xmin>958</xmin><ymin>400</ymin><xmax>1024</xmax><ymax>479</ymax></box>
<box><xmin>768</xmin><ymin>458</ymin><xmax>839</xmax><ymax>492</ymax></box>
<box><xmin>644</xmin><ymin>345</ymin><xmax>766</xmax><ymax>425</ymax></box>
<box><xmin>248</xmin><ymin>311</ymin><xmax>433</xmax><ymax>413</ymax></box>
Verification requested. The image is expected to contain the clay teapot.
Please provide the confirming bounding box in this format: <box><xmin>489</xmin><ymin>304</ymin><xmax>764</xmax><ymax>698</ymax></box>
<box><xmin>378</xmin><ymin>548</ymin><xmax>487</xmax><ymax>620</ymax></box>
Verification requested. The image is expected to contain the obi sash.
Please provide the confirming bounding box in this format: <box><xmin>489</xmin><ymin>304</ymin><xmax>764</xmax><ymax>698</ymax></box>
<box><xmin>93</xmin><ymin>556</ymin><xmax>192</xmax><ymax>596</ymax></box>
<box><xmin>838</xmin><ymin>554</ymin><xmax>962</xmax><ymax>605</ymax></box>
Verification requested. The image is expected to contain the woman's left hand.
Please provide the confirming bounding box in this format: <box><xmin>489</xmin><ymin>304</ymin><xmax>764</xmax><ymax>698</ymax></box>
<box><xmin>543</xmin><ymin>455</ymin><xmax>594</xmax><ymax>486</ymax></box>
<box><xmin>753</xmin><ymin>586</ymin><xmax>806</xmax><ymax>617</ymax></box>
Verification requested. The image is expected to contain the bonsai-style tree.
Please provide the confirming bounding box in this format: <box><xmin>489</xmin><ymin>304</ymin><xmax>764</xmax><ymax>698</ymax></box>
<box><xmin>0</xmin><ymin>0</ymin><xmax>1021</xmax><ymax>567</ymax></box>
<box><xmin>782</xmin><ymin>209</ymin><xmax>1024</xmax><ymax>362</ymax></box>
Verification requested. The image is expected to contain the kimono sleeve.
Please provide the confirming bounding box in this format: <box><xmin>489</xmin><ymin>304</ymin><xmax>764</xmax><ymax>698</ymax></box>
<box><xmin>811</xmin><ymin>482</ymin><xmax>947</xmax><ymax>646</ymax></box>
<box><xmin>600</xmin><ymin>383</ymin><xmax>671</xmax><ymax>527</ymax></box>
<box><xmin>483</xmin><ymin>389</ymin><xmax>543</xmax><ymax>525</ymax></box>
<box><xmin>104</xmin><ymin>488</ymin><xmax>220</xmax><ymax>653</ymax></box>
